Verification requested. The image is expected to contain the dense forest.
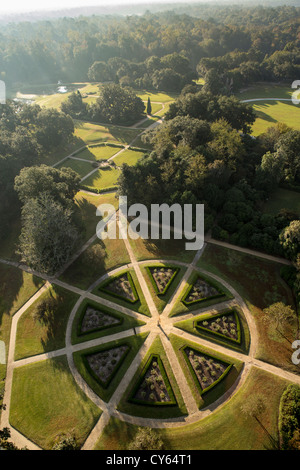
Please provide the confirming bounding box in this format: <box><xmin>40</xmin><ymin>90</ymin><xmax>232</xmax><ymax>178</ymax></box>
<box><xmin>0</xmin><ymin>3</ymin><xmax>299</xmax><ymax>292</ymax></box>
<box><xmin>0</xmin><ymin>4</ymin><xmax>299</xmax><ymax>90</ymax></box>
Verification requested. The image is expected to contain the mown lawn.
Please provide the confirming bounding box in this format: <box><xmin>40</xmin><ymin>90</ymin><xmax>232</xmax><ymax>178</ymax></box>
<box><xmin>137</xmin><ymin>90</ymin><xmax>178</xmax><ymax>103</ymax></box>
<box><xmin>250</xmin><ymin>101</ymin><xmax>300</xmax><ymax>136</ymax></box>
<box><xmin>14</xmin><ymin>284</ymin><xmax>79</xmax><ymax>360</ymax></box>
<box><xmin>198</xmin><ymin>244</ymin><xmax>298</xmax><ymax>373</ymax></box>
<box><xmin>128</xmin><ymin>236</ymin><xmax>197</xmax><ymax>264</ymax></box>
<box><xmin>94</xmin><ymin>367</ymin><xmax>291</xmax><ymax>450</ymax></box>
<box><xmin>82</xmin><ymin>166</ymin><xmax>121</xmax><ymax>191</ymax></box>
<box><xmin>73</xmin><ymin>143</ymin><xmax>124</xmax><ymax>161</ymax></box>
<box><xmin>75</xmin><ymin>190</ymin><xmax>119</xmax><ymax>242</ymax></box>
<box><xmin>60</xmin><ymin>237</ymin><xmax>131</xmax><ymax>291</ymax></box>
<box><xmin>74</xmin><ymin>120</ymin><xmax>142</xmax><ymax>146</ymax></box>
<box><xmin>10</xmin><ymin>356</ymin><xmax>101</xmax><ymax>449</ymax></box>
<box><xmin>0</xmin><ymin>266</ymin><xmax>44</xmax><ymax>379</ymax></box>
<box><xmin>113</xmin><ymin>148</ymin><xmax>147</xmax><ymax>167</ymax></box>
<box><xmin>56</xmin><ymin>157</ymin><xmax>95</xmax><ymax>178</ymax></box>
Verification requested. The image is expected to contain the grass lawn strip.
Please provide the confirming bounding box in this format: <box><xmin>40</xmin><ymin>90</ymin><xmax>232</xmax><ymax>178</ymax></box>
<box><xmin>14</xmin><ymin>284</ymin><xmax>80</xmax><ymax>361</ymax></box>
<box><xmin>9</xmin><ymin>356</ymin><xmax>101</xmax><ymax>450</ymax></box>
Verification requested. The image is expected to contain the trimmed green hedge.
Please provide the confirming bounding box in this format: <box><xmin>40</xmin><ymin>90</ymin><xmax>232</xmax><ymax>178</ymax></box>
<box><xmin>76</xmin><ymin>298</ymin><xmax>123</xmax><ymax>337</ymax></box>
<box><xmin>182</xmin><ymin>274</ymin><xmax>225</xmax><ymax>306</ymax></box>
<box><xmin>82</xmin><ymin>343</ymin><xmax>131</xmax><ymax>389</ymax></box>
<box><xmin>195</xmin><ymin>309</ymin><xmax>242</xmax><ymax>345</ymax></box>
<box><xmin>128</xmin><ymin>354</ymin><xmax>177</xmax><ymax>407</ymax></box>
<box><xmin>98</xmin><ymin>271</ymin><xmax>139</xmax><ymax>304</ymax></box>
<box><xmin>180</xmin><ymin>345</ymin><xmax>232</xmax><ymax>396</ymax></box>
<box><xmin>145</xmin><ymin>266</ymin><xmax>179</xmax><ymax>296</ymax></box>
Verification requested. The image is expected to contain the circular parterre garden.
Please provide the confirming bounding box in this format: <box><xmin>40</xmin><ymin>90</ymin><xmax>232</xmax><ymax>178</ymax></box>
<box><xmin>6</xmin><ymin>253</ymin><xmax>256</xmax><ymax>449</ymax></box>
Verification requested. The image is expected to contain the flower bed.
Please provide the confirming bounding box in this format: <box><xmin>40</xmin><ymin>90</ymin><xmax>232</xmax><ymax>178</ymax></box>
<box><xmin>129</xmin><ymin>354</ymin><xmax>177</xmax><ymax>406</ymax></box>
<box><xmin>181</xmin><ymin>346</ymin><xmax>232</xmax><ymax>395</ymax></box>
<box><xmin>146</xmin><ymin>266</ymin><xmax>179</xmax><ymax>296</ymax></box>
<box><xmin>99</xmin><ymin>271</ymin><xmax>139</xmax><ymax>304</ymax></box>
<box><xmin>83</xmin><ymin>344</ymin><xmax>130</xmax><ymax>388</ymax></box>
<box><xmin>182</xmin><ymin>275</ymin><xmax>225</xmax><ymax>306</ymax></box>
<box><xmin>195</xmin><ymin>310</ymin><xmax>241</xmax><ymax>344</ymax></box>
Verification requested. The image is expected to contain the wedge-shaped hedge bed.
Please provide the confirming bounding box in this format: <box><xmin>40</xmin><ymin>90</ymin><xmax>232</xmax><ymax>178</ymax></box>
<box><xmin>182</xmin><ymin>274</ymin><xmax>225</xmax><ymax>306</ymax></box>
<box><xmin>98</xmin><ymin>271</ymin><xmax>139</xmax><ymax>304</ymax></box>
<box><xmin>180</xmin><ymin>345</ymin><xmax>232</xmax><ymax>396</ymax></box>
<box><xmin>83</xmin><ymin>343</ymin><xmax>131</xmax><ymax>389</ymax></box>
<box><xmin>145</xmin><ymin>266</ymin><xmax>179</xmax><ymax>296</ymax></box>
<box><xmin>129</xmin><ymin>354</ymin><xmax>177</xmax><ymax>407</ymax></box>
<box><xmin>195</xmin><ymin>309</ymin><xmax>242</xmax><ymax>345</ymax></box>
<box><xmin>77</xmin><ymin>300</ymin><xmax>123</xmax><ymax>337</ymax></box>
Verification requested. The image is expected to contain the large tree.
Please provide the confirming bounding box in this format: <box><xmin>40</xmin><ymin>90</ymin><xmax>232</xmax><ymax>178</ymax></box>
<box><xmin>89</xmin><ymin>84</ymin><xmax>145</xmax><ymax>125</ymax></box>
<box><xmin>18</xmin><ymin>193</ymin><xmax>80</xmax><ymax>275</ymax></box>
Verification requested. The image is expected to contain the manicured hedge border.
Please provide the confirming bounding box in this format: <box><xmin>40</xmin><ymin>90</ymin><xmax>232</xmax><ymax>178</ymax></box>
<box><xmin>76</xmin><ymin>298</ymin><xmax>123</xmax><ymax>337</ymax></box>
<box><xmin>145</xmin><ymin>266</ymin><xmax>179</xmax><ymax>296</ymax></box>
<box><xmin>82</xmin><ymin>343</ymin><xmax>131</xmax><ymax>389</ymax></box>
<box><xmin>194</xmin><ymin>309</ymin><xmax>242</xmax><ymax>345</ymax></box>
<box><xmin>98</xmin><ymin>271</ymin><xmax>139</xmax><ymax>304</ymax></box>
<box><xmin>182</xmin><ymin>274</ymin><xmax>225</xmax><ymax>306</ymax></box>
<box><xmin>128</xmin><ymin>354</ymin><xmax>177</xmax><ymax>407</ymax></box>
<box><xmin>180</xmin><ymin>345</ymin><xmax>232</xmax><ymax>396</ymax></box>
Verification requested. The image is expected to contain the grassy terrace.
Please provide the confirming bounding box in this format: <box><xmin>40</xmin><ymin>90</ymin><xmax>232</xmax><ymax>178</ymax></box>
<box><xmin>73</xmin><ymin>143</ymin><xmax>124</xmax><ymax>161</ymax></box>
<box><xmin>9</xmin><ymin>356</ymin><xmax>101</xmax><ymax>450</ymax></box>
<box><xmin>14</xmin><ymin>284</ymin><xmax>79</xmax><ymax>360</ymax></box>
<box><xmin>82</xmin><ymin>166</ymin><xmax>121</xmax><ymax>192</ymax></box>
<box><xmin>0</xmin><ymin>266</ymin><xmax>45</xmax><ymax>381</ymax></box>
<box><xmin>113</xmin><ymin>148</ymin><xmax>147</xmax><ymax>167</ymax></box>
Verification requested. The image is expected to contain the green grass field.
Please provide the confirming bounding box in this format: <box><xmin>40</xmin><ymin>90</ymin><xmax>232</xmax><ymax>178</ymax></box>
<box><xmin>250</xmin><ymin>101</ymin><xmax>300</xmax><ymax>136</ymax></box>
<box><xmin>14</xmin><ymin>284</ymin><xmax>80</xmax><ymax>360</ymax></box>
<box><xmin>82</xmin><ymin>166</ymin><xmax>121</xmax><ymax>191</ymax></box>
<box><xmin>237</xmin><ymin>83</ymin><xmax>300</xmax><ymax>136</ymax></box>
<box><xmin>75</xmin><ymin>191</ymin><xmax>119</xmax><ymax>242</ymax></box>
<box><xmin>0</xmin><ymin>266</ymin><xmax>44</xmax><ymax>381</ymax></box>
<box><xmin>137</xmin><ymin>91</ymin><xmax>178</xmax><ymax>103</ymax></box>
<box><xmin>113</xmin><ymin>148</ymin><xmax>146</xmax><ymax>167</ymax></box>
<box><xmin>73</xmin><ymin>143</ymin><xmax>124</xmax><ymax>161</ymax></box>
<box><xmin>56</xmin><ymin>157</ymin><xmax>95</xmax><ymax>178</ymax></box>
<box><xmin>9</xmin><ymin>356</ymin><xmax>101</xmax><ymax>449</ymax></box>
<box><xmin>60</xmin><ymin>237</ymin><xmax>131</xmax><ymax>291</ymax></box>
<box><xmin>74</xmin><ymin>120</ymin><xmax>142</xmax><ymax>146</ymax></box>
